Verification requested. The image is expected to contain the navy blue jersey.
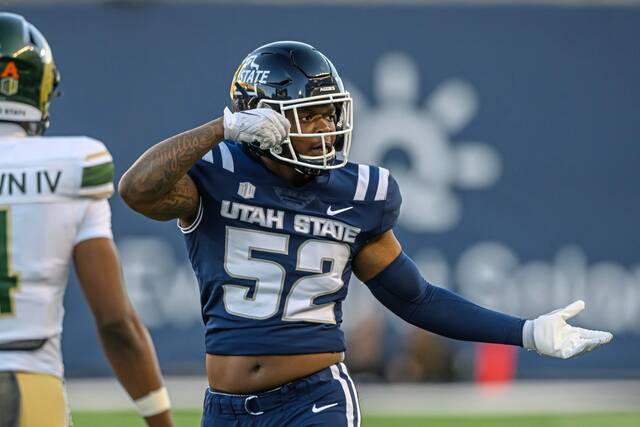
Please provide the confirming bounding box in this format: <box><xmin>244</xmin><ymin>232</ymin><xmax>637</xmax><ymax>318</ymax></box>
<box><xmin>181</xmin><ymin>141</ymin><xmax>401</xmax><ymax>355</ymax></box>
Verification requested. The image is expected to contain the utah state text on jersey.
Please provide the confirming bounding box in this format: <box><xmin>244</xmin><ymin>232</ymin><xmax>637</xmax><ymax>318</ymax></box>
<box><xmin>220</xmin><ymin>200</ymin><xmax>361</xmax><ymax>243</ymax></box>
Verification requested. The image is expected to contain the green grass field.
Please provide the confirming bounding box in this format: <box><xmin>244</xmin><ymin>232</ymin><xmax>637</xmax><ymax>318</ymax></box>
<box><xmin>72</xmin><ymin>411</ymin><xmax>640</xmax><ymax>426</ymax></box>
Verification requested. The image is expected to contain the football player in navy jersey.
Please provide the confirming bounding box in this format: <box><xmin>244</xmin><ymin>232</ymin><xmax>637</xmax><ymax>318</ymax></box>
<box><xmin>120</xmin><ymin>41</ymin><xmax>613</xmax><ymax>427</ymax></box>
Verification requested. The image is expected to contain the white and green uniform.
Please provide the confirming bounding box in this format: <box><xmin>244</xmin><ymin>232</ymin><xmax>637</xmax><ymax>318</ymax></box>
<box><xmin>0</xmin><ymin>123</ymin><xmax>114</xmax><ymax>379</ymax></box>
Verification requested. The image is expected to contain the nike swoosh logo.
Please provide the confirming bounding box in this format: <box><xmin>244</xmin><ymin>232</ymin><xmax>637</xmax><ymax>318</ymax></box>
<box><xmin>326</xmin><ymin>206</ymin><xmax>353</xmax><ymax>216</ymax></box>
<box><xmin>312</xmin><ymin>402</ymin><xmax>339</xmax><ymax>413</ymax></box>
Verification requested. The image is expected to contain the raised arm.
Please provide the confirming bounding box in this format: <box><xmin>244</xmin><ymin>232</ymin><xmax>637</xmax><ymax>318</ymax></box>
<box><xmin>118</xmin><ymin>118</ymin><xmax>224</xmax><ymax>222</ymax></box>
<box><xmin>119</xmin><ymin>108</ymin><xmax>290</xmax><ymax>223</ymax></box>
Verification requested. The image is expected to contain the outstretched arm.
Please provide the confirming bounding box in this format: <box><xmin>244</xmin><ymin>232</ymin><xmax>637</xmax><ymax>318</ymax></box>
<box><xmin>353</xmin><ymin>230</ymin><xmax>612</xmax><ymax>358</ymax></box>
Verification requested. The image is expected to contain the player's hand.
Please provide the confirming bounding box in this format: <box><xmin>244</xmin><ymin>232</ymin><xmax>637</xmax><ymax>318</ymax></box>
<box><xmin>223</xmin><ymin>107</ymin><xmax>290</xmax><ymax>150</ymax></box>
<box><xmin>522</xmin><ymin>300</ymin><xmax>613</xmax><ymax>359</ymax></box>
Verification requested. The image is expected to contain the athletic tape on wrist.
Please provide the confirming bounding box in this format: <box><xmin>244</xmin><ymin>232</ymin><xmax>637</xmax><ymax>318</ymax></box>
<box><xmin>134</xmin><ymin>387</ymin><xmax>171</xmax><ymax>417</ymax></box>
<box><xmin>522</xmin><ymin>320</ymin><xmax>536</xmax><ymax>351</ymax></box>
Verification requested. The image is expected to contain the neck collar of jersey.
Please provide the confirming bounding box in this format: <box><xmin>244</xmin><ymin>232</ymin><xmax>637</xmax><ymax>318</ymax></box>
<box><xmin>0</xmin><ymin>122</ymin><xmax>27</xmax><ymax>138</ymax></box>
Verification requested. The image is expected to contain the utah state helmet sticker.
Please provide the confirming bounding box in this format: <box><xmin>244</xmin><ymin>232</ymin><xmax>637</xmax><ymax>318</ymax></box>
<box><xmin>237</xmin><ymin>55</ymin><xmax>271</xmax><ymax>86</ymax></box>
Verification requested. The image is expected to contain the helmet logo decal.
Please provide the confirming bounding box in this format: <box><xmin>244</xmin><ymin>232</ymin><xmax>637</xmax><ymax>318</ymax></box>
<box><xmin>0</xmin><ymin>62</ymin><xmax>20</xmax><ymax>96</ymax></box>
<box><xmin>237</xmin><ymin>55</ymin><xmax>271</xmax><ymax>86</ymax></box>
<box><xmin>238</xmin><ymin>68</ymin><xmax>270</xmax><ymax>86</ymax></box>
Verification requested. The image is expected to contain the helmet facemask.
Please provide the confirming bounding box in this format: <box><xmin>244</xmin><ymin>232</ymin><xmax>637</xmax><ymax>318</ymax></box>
<box><xmin>257</xmin><ymin>92</ymin><xmax>353</xmax><ymax>175</ymax></box>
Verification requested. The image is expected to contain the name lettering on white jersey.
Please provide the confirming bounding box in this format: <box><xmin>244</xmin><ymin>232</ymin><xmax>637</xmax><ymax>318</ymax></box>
<box><xmin>0</xmin><ymin>136</ymin><xmax>114</xmax><ymax>204</ymax></box>
<box><xmin>0</xmin><ymin>168</ymin><xmax>62</xmax><ymax>197</ymax></box>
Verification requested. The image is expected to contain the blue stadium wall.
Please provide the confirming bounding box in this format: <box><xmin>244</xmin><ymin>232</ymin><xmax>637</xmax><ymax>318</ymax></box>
<box><xmin>11</xmin><ymin>3</ymin><xmax>640</xmax><ymax>378</ymax></box>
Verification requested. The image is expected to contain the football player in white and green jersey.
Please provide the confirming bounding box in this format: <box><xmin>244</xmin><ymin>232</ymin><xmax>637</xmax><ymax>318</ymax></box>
<box><xmin>0</xmin><ymin>13</ymin><xmax>173</xmax><ymax>427</ymax></box>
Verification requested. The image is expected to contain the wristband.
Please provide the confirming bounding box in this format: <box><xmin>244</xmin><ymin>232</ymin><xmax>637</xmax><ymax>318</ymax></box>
<box><xmin>522</xmin><ymin>319</ymin><xmax>536</xmax><ymax>351</ymax></box>
<box><xmin>134</xmin><ymin>387</ymin><xmax>171</xmax><ymax>417</ymax></box>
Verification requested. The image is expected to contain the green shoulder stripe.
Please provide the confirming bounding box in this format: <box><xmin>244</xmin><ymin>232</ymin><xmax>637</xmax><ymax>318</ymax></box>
<box><xmin>81</xmin><ymin>162</ymin><xmax>114</xmax><ymax>188</ymax></box>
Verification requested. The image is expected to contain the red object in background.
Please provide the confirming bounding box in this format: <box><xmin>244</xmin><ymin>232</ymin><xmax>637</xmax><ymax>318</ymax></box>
<box><xmin>474</xmin><ymin>343</ymin><xmax>518</xmax><ymax>383</ymax></box>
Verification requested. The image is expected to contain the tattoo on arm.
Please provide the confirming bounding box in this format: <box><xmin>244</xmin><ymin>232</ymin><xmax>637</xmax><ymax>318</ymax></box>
<box><xmin>135</xmin><ymin>175</ymin><xmax>200</xmax><ymax>221</ymax></box>
<box><xmin>120</xmin><ymin>118</ymin><xmax>223</xmax><ymax>220</ymax></box>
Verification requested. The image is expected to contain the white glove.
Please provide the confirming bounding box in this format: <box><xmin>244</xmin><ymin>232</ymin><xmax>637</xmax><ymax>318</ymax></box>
<box><xmin>522</xmin><ymin>300</ymin><xmax>613</xmax><ymax>359</ymax></box>
<box><xmin>223</xmin><ymin>107</ymin><xmax>290</xmax><ymax>150</ymax></box>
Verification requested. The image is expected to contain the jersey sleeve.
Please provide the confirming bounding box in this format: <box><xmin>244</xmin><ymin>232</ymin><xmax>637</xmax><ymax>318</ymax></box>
<box><xmin>186</xmin><ymin>141</ymin><xmax>236</xmax><ymax>191</ymax></box>
<box><xmin>177</xmin><ymin>196</ymin><xmax>203</xmax><ymax>234</ymax></box>
<box><xmin>74</xmin><ymin>199</ymin><xmax>113</xmax><ymax>245</ymax></box>
<box><xmin>179</xmin><ymin>142</ymin><xmax>231</xmax><ymax>234</ymax></box>
<box><xmin>186</xmin><ymin>160</ymin><xmax>211</xmax><ymax>196</ymax></box>
<box><xmin>377</xmin><ymin>172</ymin><xmax>402</xmax><ymax>235</ymax></box>
<box><xmin>76</xmin><ymin>137</ymin><xmax>115</xmax><ymax>199</ymax></box>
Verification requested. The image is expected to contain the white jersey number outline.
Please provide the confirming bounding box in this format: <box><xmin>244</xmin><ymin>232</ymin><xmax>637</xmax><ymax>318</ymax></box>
<box><xmin>223</xmin><ymin>227</ymin><xmax>349</xmax><ymax>324</ymax></box>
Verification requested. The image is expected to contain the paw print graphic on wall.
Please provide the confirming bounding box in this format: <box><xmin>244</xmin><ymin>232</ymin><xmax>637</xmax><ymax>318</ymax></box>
<box><xmin>348</xmin><ymin>52</ymin><xmax>501</xmax><ymax>233</ymax></box>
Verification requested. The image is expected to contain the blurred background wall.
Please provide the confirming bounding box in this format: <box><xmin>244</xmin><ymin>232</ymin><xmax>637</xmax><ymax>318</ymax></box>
<box><xmin>5</xmin><ymin>0</ymin><xmax>639</xmax><ymax>382</ymax></box>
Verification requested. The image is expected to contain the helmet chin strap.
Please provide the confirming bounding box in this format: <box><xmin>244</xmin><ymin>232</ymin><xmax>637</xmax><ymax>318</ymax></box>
<box><xmin>31</xmin><ymin>119</ymin><xmax>48</xmax><ymax>136</ymax></box>
<box><xmin>23</xmin><ymin>120</ymin><xmax>48</xmax><ymax>136</ymax></box>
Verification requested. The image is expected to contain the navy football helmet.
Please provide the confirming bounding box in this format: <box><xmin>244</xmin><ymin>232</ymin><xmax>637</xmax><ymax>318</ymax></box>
<box><xmin>230</xmin><ymin>41</ymin><xmax>353</xmax><ymax>175</ymax></box>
